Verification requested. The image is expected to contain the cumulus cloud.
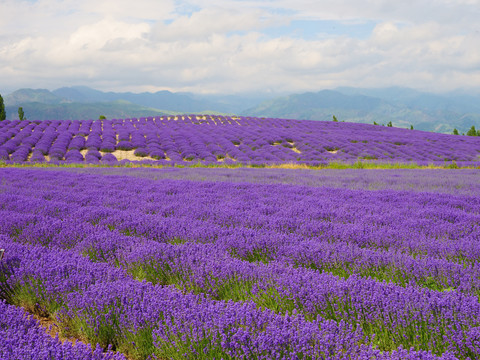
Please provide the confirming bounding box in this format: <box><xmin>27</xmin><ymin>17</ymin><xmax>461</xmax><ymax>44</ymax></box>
<box><xmin>0</xmin><ymin>0</ymin><xmax>479</xmax><ymax>94</ymax></box>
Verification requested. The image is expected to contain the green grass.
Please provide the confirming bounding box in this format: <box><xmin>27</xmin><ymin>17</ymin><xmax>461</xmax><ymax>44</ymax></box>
<box><xmin>121</xmin><ymin>254</ymin><xmax>479</xmax><ymax>357</ymax></box>
<box><xmin>300</xmin><ymin>260</ymin><xmax>460</xmax><ymax>294</ymax></box>
<box><xmin>1</xmin><ymin>160</ymin><xmax>478</xmax><ymax>170</ymax></box>
<box><xmin>126</xmin><ymin>260</ymin><xmax>256</xmax><ymax>302</ymax></box>
<box><xmin>228</xmin><ymin>247</ymin><xmax>274</xmax><ymax>263</ymax></box>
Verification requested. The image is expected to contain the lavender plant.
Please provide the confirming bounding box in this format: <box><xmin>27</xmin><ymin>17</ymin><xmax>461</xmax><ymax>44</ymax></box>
<box><xmin>1</xmin><ymin>116</ymin><xmax>480</xmax><ymax>166</ymax></box>
<box><xmin>1</xmin><ymin>167</ymin><xmax>479</xmax><ymax>359</ymax></box>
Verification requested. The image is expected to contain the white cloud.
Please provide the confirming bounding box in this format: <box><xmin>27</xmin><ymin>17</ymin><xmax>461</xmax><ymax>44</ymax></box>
<box><xmin>68</xmin><ymin>18</ymin><xmax>150</xmax><ymax>51</ymax></box>
<box><xmin>0</xmin><ymin>0</ymin><xmax>479</xmax><ymax>94</ymax></box>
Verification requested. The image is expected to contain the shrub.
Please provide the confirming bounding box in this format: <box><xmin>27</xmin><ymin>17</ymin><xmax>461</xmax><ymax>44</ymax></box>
<box><xmin>134</xmin><ymin>148</ymin><xmax>148</xmax><ymax>157</ymax></box>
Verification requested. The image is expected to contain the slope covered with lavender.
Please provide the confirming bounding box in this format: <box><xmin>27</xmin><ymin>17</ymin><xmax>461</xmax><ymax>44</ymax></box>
<box><xmin>1</xmin><ymin>167</ymin><xmax>479</xmax><ymax>359</ymax></box>
<box><xmin>1</xmin><ymin>115</ymin><xmax>480</xmax><ymax>166</ymax></box>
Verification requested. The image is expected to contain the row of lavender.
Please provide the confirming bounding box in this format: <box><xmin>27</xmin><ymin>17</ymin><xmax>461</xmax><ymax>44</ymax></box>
<box><xmin>1</xmin><ymin>116</ymin><xmax>480</xmax><ymax>165</ymax></box>
<box><xmin>82</xmin><ymin>166</ymin><xmax>480</xmax><ymax>196</ymax></box>
<box><xmin>0</xmin><ymin>301</ymin><xmax>125</xmax><ymax>360</ymax></box>
<box><xmin>1</xmin><ymin>168</ymin><xmax>479</xmax><ymax>359</ymax></box>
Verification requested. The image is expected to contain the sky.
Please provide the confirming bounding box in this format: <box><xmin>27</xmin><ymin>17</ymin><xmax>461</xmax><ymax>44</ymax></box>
<box><xmin>1</xmin><ymin>0</ymin><xmax>480</xmax><ymax>95</ymax></box>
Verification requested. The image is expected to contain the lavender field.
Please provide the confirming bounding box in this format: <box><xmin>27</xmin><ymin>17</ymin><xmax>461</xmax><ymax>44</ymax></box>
<box><xmin>1</xmin><ymin>166</ymin><xmax>480</xmax><ymax>360</ymax></box>
<box><xmin>1</xmin><ymin>116</ymin><xmax>480</xmax><ymax>166</ymax></box>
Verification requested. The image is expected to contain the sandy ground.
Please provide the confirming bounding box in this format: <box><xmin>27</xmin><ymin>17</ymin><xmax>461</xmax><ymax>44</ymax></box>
<box><xmin>30</xmin><ymin>312</ymin><xmax>79</xmax><ymax>346</ymax></box>
<box><xmin>108</xmin><ymin>149</ymin><xmax>159</xmax><ymax>161</ymax></box>
<box><xmin>273</xmin><ymin>142</ymin><xmax>302</xmax><ymax>154</ymax></box>
<box><xmin>217</xmin><ymin>154</ymin><xmax>237</xmax><ymax>162</ymax></box>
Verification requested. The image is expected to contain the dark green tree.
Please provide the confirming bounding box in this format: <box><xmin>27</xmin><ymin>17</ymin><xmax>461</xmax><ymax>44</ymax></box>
<box><xmin>18</xmin><ymin>107</ymin><xmax>25</xmax><ymax>120</ymax></box>
<box><xmin>453</xmin><ymin>128</ymin><xmax>459</xmax><ymax>135</ymax></box>
<box><xmin>466</xmin><ymin>125</ymin><xmax>477</xmax><ymax>136</ymax></box>
<box><xmin>99</xmin><ymin>115</ymin><xmax>107</xmax><ymax>120</ymax></box>
<box><xmin>373</xmin><ymin>121</ymin><xmax>379</xmax><ymax>125</ymax></box>
<box><xmin>410</xmin><ymin>125</ymin><xmax>413</xmax><ymax>130</ymax></box>
<box><xmin>387</xmin><ymin>121</ymin><xmax>393</xmax><ymax>127</ymax></box>
<box><xmin>332</xmin><ymin>115</ymin><xmax>338</xmax><ymax>122</ymax></box>
<box><xmin>0</xmin><ymin>94</ymin><xmax>5</xmax><ymax>121</ymax></box>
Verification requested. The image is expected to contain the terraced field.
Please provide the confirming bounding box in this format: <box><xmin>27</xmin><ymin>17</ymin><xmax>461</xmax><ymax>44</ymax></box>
<box><xmin>1</xmin><ymin>116</ymin><xmax>480</xmax><ymax>166</ymax></box>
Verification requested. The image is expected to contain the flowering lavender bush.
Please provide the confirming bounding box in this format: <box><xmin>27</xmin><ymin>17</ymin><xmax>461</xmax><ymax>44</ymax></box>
<box><xmin>0</xmin><ymin>300</ymin><xmax>126</xmax><ymax>360</ymax></box>
<box><xmin>0</xmin><ymin>116</ymin><xmax>479</xmax><ymax>165</ymax></box>
<box><xmin>0</xmin><ymin>168</ymin><xmax>479</xmax><ymax>359</ymax></box>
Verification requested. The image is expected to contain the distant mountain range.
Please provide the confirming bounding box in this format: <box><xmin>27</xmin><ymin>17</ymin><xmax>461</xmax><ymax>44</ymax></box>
<box><xmin>3</xmin><ymin>86</ymin><xmax>480</xmax><ymax>133</ymax></box>
<box><xmin>244</xmin><ymin>88</ymin><xmax>480</xmax><ymax>133</ymax></box>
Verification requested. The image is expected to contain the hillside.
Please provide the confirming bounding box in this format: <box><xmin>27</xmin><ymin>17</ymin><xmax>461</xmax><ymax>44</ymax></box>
<box><xmin>244</xmin><ymin>89</ymin><xmax>480</xmax><ymax>133</ymax></box>
<box><xmin>4</xmin><ymin>87</ymin><xmax>258</xmax><ymax>119</ymax></box>
<box><xmin>5</xmin><ymin>100</ymin><xmax>174</xmax><ymax>121</ymax></box>
<box><xmin>52</xmin><ymin>86</ymin><xmax>228</xmax><ymax>112</ymax></box>
<box><xmin>1</xmin><ymin>116</ymin><xmax>479</xmax><ymax>166</ymax></box>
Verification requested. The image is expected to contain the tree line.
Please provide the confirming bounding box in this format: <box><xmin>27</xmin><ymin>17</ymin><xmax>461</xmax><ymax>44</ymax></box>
<box><xmin>452</xmin><ymin>126</ymin><xmax>480</xmax><ymax>136</ymax></box>
<box><xmin>0</xmin><ymin>94</ymin><xmax>26</xmax><ymax>121</ymax></box>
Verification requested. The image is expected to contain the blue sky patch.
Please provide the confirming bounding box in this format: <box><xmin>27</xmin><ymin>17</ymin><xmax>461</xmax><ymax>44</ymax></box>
<box><xmin>263</xmin><ymin>19</ymin><xmax>377</xmax><ymax>40</ymax></box>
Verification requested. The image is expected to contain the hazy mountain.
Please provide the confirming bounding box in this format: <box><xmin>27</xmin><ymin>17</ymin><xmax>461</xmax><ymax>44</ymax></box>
<box><xmin>3</xmin><ymin>87</ymin><xmax>232</xmax><ymax>120</ymax></box>
<box><xmin>5</xmin><ymin>100</ymin><xmax>175</xmax><ymax>121</ymax></box>
<box><xmin>5</xmin><ymin>88</ymin><xmax>67</xmax><ymax>106</ymax></box>
<box><xmin>334</xmin><ymin>87</ymin><xmax>480</xmax><ymax>113</ymax></box>
<box><xmin>244</xmin><ymin>89</ymin><xmax>480</xmax><ymax>133</ymax></box>
<box><xmin>52</xmin><ymin>86</ymin><xmax>238</xmax><ymax>113</ymax></box>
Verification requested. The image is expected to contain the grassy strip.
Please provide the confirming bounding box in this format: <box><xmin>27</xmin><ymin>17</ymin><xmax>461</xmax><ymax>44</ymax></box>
<box><xmin>303</xmin><ymin>261</ymin><xmax>457</xmax><ymax>293</ymax></box>
<box><xmin>228</xmin><ymin>245</ymin><xmax>471</xmax><ymax>296</ymax></box>
<box><xmin>2</xmin><ymin>244</ymin><xmax>475</xmax><ymax>359</ymax></box>
<box><xmin>124</xmin><ymin>259</ymin><xmax>476</xmax><ymax>357</ymax></box>
<box><xmin>0</xmin><ymin>159</ymin><xmax>477</xmax><ymax>170</ymax></box>
<box><xmin>127</xmin><ymin>260</ymin><xmax>255</xmax><ymax>303</ymax></box>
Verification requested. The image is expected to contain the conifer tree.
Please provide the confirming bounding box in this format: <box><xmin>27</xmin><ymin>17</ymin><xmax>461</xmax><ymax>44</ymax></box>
<box><xmin>466</xmin><ymin>125</ymin><xmax>477</xmax><ymax>136</ymax></box>
<box><xmin>453</xmin><ymin>128</ymin><xmax>459</xmax><ymax>135</ymax></box>
<box><xmin>18</xmin><ymin>107</ymin><xmax>25</xmax><ymax>120</ymax></box>
<box><xmin>0</xmin><ymin>94</ymin><xmax>5</xmax><ymax>121</ymax></box>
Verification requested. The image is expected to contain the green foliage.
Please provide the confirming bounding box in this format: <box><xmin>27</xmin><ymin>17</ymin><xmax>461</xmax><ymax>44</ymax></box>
<box><xmin>1</xmin><ymin>158</ymin><xmax>477</xmax><ymax>171</ymax></box>
<box><xmin>99</xmin><ymin>115</ymin><xmax>107</xmax><ymax>120</ymax></box>
<box><xmin>229</xmin><ymin>247</ymin><xmax>274</xmax><ymax>264</ymax></box>
<box><xmin>0</xmin><ymin>261</ymin><xmax>17</xmax><ymax>304</ymax></box>
<box><xmin>0</xmin><ymin>94</ymin><xmax>5</xmax><ymax>121</ymax></box>
<box><xmin>410</xmin><ymin>125</ymin><xmax>413</xmax><ymax>130</ymax></box>
<box><xmin>373</xmin><ymin>121</ymin><xmax>379</xmax><ymax>125</ymax></box>
<box><xmin>446</xmin><ymin>160</ymin><xmax>459</xmax><ymax>169</ymax></box>
<box><xmin>359</xmin><ymin>154</ymin><xmax>378</xmax><ymax>160</ymax></box>
<box><xmin>466</xmin><ymin>125</ymin><xmax>478</xmax><ymax>136</ymax></box>
<box><xmin>387</xmin><ymin>121</ymin><xmax>393</xmax><ymax>127</ymax></box>
<box><xmin>2</xmin><ymin>275</ymin><xmax>63</xmax><ymax>319</ymax></box>
<box><xmin>61</xmin><ymin>303</ymin><xmax>122</xmax><ymax>351</ymax></box>
<box><xmin>100</xmin><ymin>147</ymin><xmax>114</xmax><ymax>153</ymax></box>
<box><xmin>452</xmin><ymin>128</ymin><xmax>459</xmax><ymax>135</ymax></box>
<box><xmin>18</xmin><ymin>107</ymin><xmax>25</xmax><ymax>120</ymax></box>
<box><xmin>332</xmin><ymin>115</ymin><xmax>338</xmax><ymax>122</ymax></box>
<box><xmin>119</xmin><ymin>327</ymin><xmax>156</xmax><ymax>360</ymax></box>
